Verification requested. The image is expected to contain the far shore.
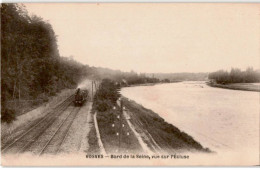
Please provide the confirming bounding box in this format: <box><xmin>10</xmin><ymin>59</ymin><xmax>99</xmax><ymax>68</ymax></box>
<box><xmin>207</xmin><ymin>82</ymin><xmax>260</xmax><ymax>92</ymax></box>
<box><xmin>124</xmin><ymin>81</ymin><xmax>260</xmax><ymax>92</ymax></box>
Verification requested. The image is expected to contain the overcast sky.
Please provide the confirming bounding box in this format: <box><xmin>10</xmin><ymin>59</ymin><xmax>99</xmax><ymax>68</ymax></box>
<box><xmin>25</xmin><ymin>3</ymin><xmax>259</xmax><ymax>73</ymax></box>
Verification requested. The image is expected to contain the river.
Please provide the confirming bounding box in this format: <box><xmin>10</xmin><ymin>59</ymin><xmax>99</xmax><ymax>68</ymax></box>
<box><xmin>121</xmin><ymin>81</ymin><xmax>259</xmax><ymax>164</ymax></box>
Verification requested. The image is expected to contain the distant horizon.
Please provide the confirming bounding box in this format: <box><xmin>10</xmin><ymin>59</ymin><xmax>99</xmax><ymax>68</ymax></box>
<box><xmin>86</xmin><ymin>62</ymin><xmax>258</xmax><ymax>74</ymax></box>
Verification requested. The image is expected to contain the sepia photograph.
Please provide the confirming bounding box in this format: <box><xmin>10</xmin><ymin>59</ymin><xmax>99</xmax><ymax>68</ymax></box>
<box><xmin>1</xmin><ymin>2</ymin><xmax>260</xmax><ymax>166</ymax></box>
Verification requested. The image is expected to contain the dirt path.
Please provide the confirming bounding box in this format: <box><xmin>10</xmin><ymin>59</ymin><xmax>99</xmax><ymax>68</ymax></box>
<box><xmin>58</xmin><ymin>102</ymin><xmax>93</xmax><ymax>154</ymax></box>
<box><xmin>93</xmin><ymin>112</ymin><xmax>107</xmax><ymax>154</ymax></box>
<box><xmin>123</xmin><ymin>110</ymin><xmax>155</xmax><ymax>154</ymax></box>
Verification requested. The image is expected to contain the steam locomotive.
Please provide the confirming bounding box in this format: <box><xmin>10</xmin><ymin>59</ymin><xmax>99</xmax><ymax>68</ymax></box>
<box><xmin>74</xmin><ymin>88</ymin><xmax>88</xmax><ymax>106</ymax></box>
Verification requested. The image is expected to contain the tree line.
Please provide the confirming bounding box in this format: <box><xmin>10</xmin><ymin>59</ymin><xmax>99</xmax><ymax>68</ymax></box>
<box><xmin>1</xmin><ymin>4</ymin><xmax>160</xmax><ymax>123</ymax></box>
<box><xmin>148</xmin><ymin>72</ymin><xmax>208</xmax><ymax>81</ymax></box>
<box><xmin>85</xmin><ymin>66</ymin><xmax>160</xmax><ymax>85</ymax></box>
<box><xmin>208</xmin><ymin>67</ymin><xmax>260</xmax><ymax>84</ymax></box>
<box><xmin>1</xmin><ymin>4</ymin><xmax>87</xmax><ymax>122</ymax></box>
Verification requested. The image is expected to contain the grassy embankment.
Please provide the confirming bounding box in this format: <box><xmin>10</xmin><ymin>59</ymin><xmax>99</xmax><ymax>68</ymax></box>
<box><xmin>207</xmin><ymin>82</ymin><xmax>260</xmax><ymax>92</ymax></box>
<box><xmin>92</xmin><ymin>79</ymin><xmax>143</xmax><ymax>154</ymax></box>
<box><xmin>122</xmin><ymin>97</ymin><xmax>210</xmax><ymax>154</ymax></box>
<box><xmin>95</xmin><ymin>105</ymin><xmax>144</xmax><ymax>154</ymax></box>
<box><xmin>93</xmin><ymin>79</ymin><xmax>210</xmax><ymax>154</ymax></box>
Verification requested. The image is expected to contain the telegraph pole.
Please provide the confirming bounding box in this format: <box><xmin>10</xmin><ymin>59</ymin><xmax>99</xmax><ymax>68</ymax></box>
<box><xmin>91</xmin><ymin>81</ymin><xmax>94</xmax><ymax>101</ymax></box>
<box><xmin>118</xmin><ymin>99</ymin><xmax>123</xmax><ymax>153</ymax></box>
<box><xmin>94</xmin><ymin>81</ymin><xmax>97</xmax><ymax>92</ymax></box>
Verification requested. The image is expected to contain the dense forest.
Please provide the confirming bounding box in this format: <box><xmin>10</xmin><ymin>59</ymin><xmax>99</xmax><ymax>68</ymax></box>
<box><xmin>1</xmin><ymin>4</ymin><xmax>87</xmax><ymax>122</ymax></box>
<box><xmin>208</xmin><ymin>67</ymin><xmax>260</xmax><ymax>84</ymax></box>
<box><xmin>1</xmin><ymin>4</ymin><xmax>160</xmax><ymax>123</ymax></box>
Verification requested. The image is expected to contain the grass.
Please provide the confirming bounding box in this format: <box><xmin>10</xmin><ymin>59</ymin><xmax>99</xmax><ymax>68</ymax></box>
<box><xmin>92</xmin><ymin>79</ymin><xmax>143</xmax><ymax>154</ymax></box>
<box><xmin>96</xmin><ymin>106</ymin><xmax>144</xmax><ymax>154</ymax></box>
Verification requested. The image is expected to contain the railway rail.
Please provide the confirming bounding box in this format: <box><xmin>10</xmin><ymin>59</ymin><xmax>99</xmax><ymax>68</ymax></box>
<box><xmin>39</xmin><ymin>107</ymin><xmax>81</xmax><ymax>155</ymax></box>
<box><xmin>1</xmin><ymin>94</ymin><xmax>82</xmax><ymax>155</ymax></box>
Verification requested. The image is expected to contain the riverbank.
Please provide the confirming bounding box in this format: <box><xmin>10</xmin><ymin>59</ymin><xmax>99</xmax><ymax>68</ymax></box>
<box><xmin>121</xmin><ymin>97</ymin><xmax>211</xmax><ymax>154</ymax></box>
<box><xmin>94</xmin><ymin>79</ymin><xmax>210</xmax><ymax>154</ymax></box>
<box><xmin>207</xmin><ymin>82</ymin><xmax>260</xmax><ymax>92</ymax></box>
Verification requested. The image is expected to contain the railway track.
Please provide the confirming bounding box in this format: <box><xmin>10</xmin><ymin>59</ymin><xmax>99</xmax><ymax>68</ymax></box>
<box><xmin>39</xmin><ymin>107</ymin><xmax>81</xmax><ymax>155</ymax></box>
<box><xmin>1</xmin><ymin>94</ymin><xmax>78</xmax><ymax>155</ymax></box>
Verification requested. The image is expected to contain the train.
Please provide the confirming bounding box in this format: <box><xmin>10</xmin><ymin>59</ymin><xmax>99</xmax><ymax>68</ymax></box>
<box><xmin>74</xmin><ymin>88</ymin><xmax>88</xmax><ymax>106</ymax></box>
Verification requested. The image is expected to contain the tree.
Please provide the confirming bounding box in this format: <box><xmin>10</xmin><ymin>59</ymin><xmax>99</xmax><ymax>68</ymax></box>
<box><xmin>208</xmin><ymin>67</ymin><xmax>260</xmax><ymax>84</ymax></box>
<box><xmin>1</xmin><ymin>4</ymin><xmax>87</xmax><ymax>123</ymax></box>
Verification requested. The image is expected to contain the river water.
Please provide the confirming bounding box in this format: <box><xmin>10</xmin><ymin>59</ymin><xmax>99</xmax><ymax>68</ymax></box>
<box><xmin>121</xmin><ymin>81</ymin><xmax>259</xmax><ymax>164</ymax></box>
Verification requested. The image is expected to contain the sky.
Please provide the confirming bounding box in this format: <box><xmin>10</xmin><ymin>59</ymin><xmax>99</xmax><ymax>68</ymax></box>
<box><xmin>24</xmin><ymin>3</ymin><xmax>260</xmax><ymax>73</ymax></box>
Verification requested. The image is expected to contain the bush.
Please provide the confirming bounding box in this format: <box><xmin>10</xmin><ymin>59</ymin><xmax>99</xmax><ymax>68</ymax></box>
<box><xmin>1</xmin><ymin>108</ymin><xmax>16</xmax><ymax>123</ymax></box>
<box><xmin>94</xmin><ymin>79</ymin><xmax>120</xmax><ymax>112</ymax></box>
<box><xmin>96</xmin><ymin>100</ymin><xmax>111</xmax><ymax>112</ymax></box>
